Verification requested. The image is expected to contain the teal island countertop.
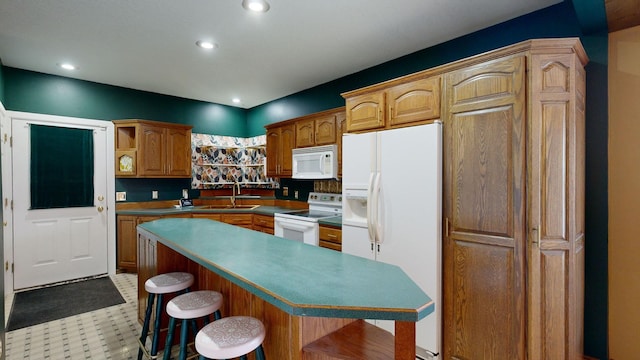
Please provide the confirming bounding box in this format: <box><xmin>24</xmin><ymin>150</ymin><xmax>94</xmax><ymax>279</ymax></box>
<box><xmin>137</xmin><ymin>217</ymin><xmax>433</xmax><ymax>322</ymax></box>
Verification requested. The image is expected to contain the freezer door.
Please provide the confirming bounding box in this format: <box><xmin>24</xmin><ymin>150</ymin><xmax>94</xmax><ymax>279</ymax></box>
<box><xmin>341</xmin><ymin>131</ymin><xmax>376</xmax><ymax>230</ymax></box>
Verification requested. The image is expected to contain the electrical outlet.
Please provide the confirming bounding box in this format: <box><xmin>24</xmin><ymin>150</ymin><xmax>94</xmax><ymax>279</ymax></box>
<box><xmin>182</xmin><ymin>189</ymin><xmax>189</xmax><ymax>199</ymax></box>
<box><xmin>115</xmin><ymin>192</ymin><xmax>126</xmax><ymax>201</ymax></box>
<box><xmin>283</xmin><ymin>187</ymin><xmax>289</xmax><ymax>196</ymax></box>
<box><xmin>294</xmin><ymin>190</ymin><xmax>299</xmax><ymax>199</ymax></box>
<box><xmin>152</xmin><ymin>190</ymin><xmax>158</xmax><ymax>199</ymax></box>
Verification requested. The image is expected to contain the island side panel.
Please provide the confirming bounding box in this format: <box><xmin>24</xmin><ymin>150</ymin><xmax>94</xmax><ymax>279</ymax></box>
<box><xmin>149</xmin><ymin>241</ymin><xmax>355</xmax><ymax>360</ymax></box>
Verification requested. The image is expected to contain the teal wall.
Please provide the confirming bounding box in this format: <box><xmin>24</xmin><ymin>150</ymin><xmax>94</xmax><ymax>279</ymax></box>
<box><xmin>3</xmin><ymin>67</ymin><xmax>248</xmax><ymax>202</ymax></box>
<box><xmin>3</xmin><ymin>68</ymin><xmax>247</xmax><ymax>136</ymax></box>
<box><xmin>0</xmin><ymin>1</ymin><xmax>609</xmax><ymax>357</ymax></box>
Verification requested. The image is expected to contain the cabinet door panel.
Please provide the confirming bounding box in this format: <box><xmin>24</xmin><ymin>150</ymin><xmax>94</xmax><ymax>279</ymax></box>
<box><xmin>346</xmin><ymin>92</ymin><xmax>385</xmax><ymax>132</ymax></box>
<box><xmin>450</xmin><ymin>241</ymin><xmax>518</xmax><ymax>359</ymax></box>
<box><xmin>117</xmin><ymin>216</ymin><xmax>137</xmax><ymax>272</ymax></box>
<box><xmin>388</xmin><ymin>76</ymin><xmax>441</xmax><ymax>126</ymax></box>
<box><xmin>166</xmin><ymin>127</ymin><xmax>191</xmax><ymax>177</ymax></box>
<box><xmin>139</xmin><ymin>125</ymin><xmax>165</xmax><ymax>176</ymax></box>
<box><xmin>296</xmin><ymin>119</ymin><xmax>315</xmax><ymax>148</ymax></box>
<box><xmin>279</xmin><ymin>124</ymin><xmax>295</xmax><ymax>176</ymax></box>
<box><xmin>315</xmin><ymin>115</ymin><xmax>336</xmax><ymax>145</ymax></box>
<box><xmin>443</xmin><ymin>55</ymin><xmax>526</xmax><ymax>360</ymax></box>
<box><xmin>527</xmin><ymin>53</ymin><xmax>585</xmax><ymax>359</ymax></box>
<box><xmin>266</xmin><ymin>128</ymin><xmax>280</xmax><ymax>176</ymax></box>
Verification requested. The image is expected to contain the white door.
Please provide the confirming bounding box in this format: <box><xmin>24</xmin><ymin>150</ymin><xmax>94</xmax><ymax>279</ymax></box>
<box><xmin>12</xmin><ymin>113</ymin><xmax>109</xmax><ymax>290</ymax></box>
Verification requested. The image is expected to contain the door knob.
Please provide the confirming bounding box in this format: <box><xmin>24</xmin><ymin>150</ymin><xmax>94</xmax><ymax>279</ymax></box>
<box><xmin>97</xmin><ymin>206</ymin><xmax>104</xmax><ymax>212</ymax></box>
<box><xmin>98</xmin><ymin>195</ymin><xmax>104</xmax><ymax>201</ymax></box>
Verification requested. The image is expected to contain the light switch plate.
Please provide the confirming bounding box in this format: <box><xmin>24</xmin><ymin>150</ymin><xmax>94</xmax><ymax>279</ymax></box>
<box><xmin>152</xmin><ymin>190</ymin><xmax>158</xmax><ymax>199</ymax></box>
<box><xmin>116</xmin><ymin>192</ymin><xmax>126</xmax><ymax>201</ymax></box>
<box><xmin>182</xmin><ymin>189</ymin><xmax>189</xmax><ymax>199</ymax></box>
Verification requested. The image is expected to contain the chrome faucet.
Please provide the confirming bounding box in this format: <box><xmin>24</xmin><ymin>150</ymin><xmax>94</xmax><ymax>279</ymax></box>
<box><xmin>231</xmin><ymin>181</ymin><xmax>241</xmax><ymax>207</ymax></box>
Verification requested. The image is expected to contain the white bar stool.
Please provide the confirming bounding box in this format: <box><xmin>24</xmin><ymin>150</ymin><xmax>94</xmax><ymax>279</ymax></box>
<box><xmin>138</xmin><ymin>272</ymin><xmax>194</xmax><ymax>360</ymax></box>
<box><xmin>163</xmin><ymin>290</ymin><xmax>223</xmax><ymax>360</ymax></box>
<box><xmin>195</xmin><ymin>316</ymin><xmax>266</xmax><ymax>360</ymax></box>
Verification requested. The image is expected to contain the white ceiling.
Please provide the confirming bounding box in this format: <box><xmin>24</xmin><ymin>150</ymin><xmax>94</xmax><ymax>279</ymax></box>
<box><xmin>0</xmin><ymin>0</ymin><xmax>560</xmax><ymax>108</ymax></box>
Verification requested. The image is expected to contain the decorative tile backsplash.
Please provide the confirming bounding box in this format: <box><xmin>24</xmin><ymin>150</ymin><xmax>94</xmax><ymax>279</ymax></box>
<box><xmin>191</xmin><ymin>133</ymin><xmax>278</xmax><ymax>189</ymax></box>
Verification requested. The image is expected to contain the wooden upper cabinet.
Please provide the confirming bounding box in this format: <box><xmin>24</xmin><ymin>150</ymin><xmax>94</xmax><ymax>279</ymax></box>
<box><xmin>267</xmin><ymin>107</ymin><xmax>343</xmax><ymax>177</ymax></box>
<box><xmin>344</xmin><ymin>75</ymin><xmax>441</xmax><ymax>132</ymax></box>
<box><xmin>345</xmin><ymin>92</ymin><xmax>385</xmax><ymax>132</ymax></box>
<box><xmin>387</xmin><ymin>76</ymin><xmax>440</xmax><ymax>126</ymax></box>
<box><xmin>138</xmin><ymin>124</ymin><xmax>166</xmax><ymax>176</ymax></box>
<box><xmin>113</xmin><ymin>119</ymin><xmax>192</xmax><ymax>178</ymax></box>
<box><xmin>295</xmin><ymin>119</ymin><xmax>315</xmax><ymax>147</ymax></box>
<box><xmin>315</xmin><ymin>115</ymin><xmax>337</xmax><ymax>145</ymax></box>
<box><xmin>165</xmin><ymin>127</ymin><xmax>192</xmax><ymax>177</ymax></box>
<box><xmin>295</xmin><ymin>114</ymin><xmax>337</xmax><ymax>148</ymax></box>
<box><xmin>266</xmin><ymin>123</ymin><xmax>295</xmax><ymax>177</ymax></box>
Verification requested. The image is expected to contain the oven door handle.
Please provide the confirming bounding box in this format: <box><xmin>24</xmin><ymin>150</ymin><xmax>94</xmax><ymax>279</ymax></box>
<box><xmin>275</xmin><ymin>219</ymin><xmax>315</xmax><ymax>232</ymax></box>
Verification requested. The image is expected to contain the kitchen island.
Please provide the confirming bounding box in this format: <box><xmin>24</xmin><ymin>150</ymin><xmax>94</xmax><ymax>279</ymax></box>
<box><xmin>137</xmin><ymin>217</ymin><xmax>434</xmax><ymax>360</ymax></box>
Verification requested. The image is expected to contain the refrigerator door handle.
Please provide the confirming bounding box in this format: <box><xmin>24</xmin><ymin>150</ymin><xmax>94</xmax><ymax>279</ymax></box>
<box><xmin>367</xmin><ymin>172</ymin><xmax>376</xmax><ymax>243</ymax></box>
<box><xmin>372</xmin><ymin>172</ymin><xmax>383</xmax><ymax>244</ymax></box>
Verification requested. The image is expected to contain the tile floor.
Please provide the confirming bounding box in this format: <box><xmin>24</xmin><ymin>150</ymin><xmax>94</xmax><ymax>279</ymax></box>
<box><xmin>4</xmin><ymin>273</ymin><xmax>143</xmax><ymax>359</ymax></box>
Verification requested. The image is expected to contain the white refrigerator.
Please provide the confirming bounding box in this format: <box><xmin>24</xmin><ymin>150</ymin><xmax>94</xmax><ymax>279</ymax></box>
<box><xmin>342</xmin><ymin>122</ymin><xmax>442</xmax><ymax>358</ymax></box>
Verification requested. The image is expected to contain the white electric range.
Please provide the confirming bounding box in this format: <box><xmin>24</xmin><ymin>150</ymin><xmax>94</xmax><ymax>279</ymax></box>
<box><xmin>274</xmin><ymin>192</ymin><xmax>342</xmax><ymax>246</ymax></box>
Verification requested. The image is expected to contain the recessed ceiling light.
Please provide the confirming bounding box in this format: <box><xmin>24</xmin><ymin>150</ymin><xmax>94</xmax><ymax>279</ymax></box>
<box><xmin>58</xmin><ymin>63</ymin><xmax>76</xmax><ymax>70</ymax></box>
<box><xmin>232</xmin><ymin>98</ymin><xmax>241</xmax><ymax>104</ymax></box>
<box><xmin>196</xmin><ymin>40</ymin><xmax>218</xmax><ymax>50</ymax></box>
<box><xmin>242</xmin><ymin>0</ymin><xmax>270</xmax><ymax>12</ymax></box>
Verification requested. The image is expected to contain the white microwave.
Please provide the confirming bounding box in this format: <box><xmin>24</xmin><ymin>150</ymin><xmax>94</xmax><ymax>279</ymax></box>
<box><xmin>292</xmin><ymin>144</ymin><xmax>338</xmax><ymax>179</ymax></box>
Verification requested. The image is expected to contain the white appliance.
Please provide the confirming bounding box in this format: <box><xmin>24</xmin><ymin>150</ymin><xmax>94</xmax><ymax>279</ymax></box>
<box><xmin>274</xmin><ymin>192</ymin><xmax>342</xmax><ymax>245</ymax></box>
<box><xmin>292</xmin><ymin>144</ymin><xmax>338</xmax><ymax>179</ymax></box>
<box><xmin>342</xmin><ymin>122</ymin><xmax>442</xmax><ymax>359</ymax></box>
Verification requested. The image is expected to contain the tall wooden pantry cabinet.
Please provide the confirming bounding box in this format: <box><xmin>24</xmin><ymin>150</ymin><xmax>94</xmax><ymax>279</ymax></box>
<box><xmin>442</xmin><ymin>39</ymin><xmax>587</xmax><ymax>359</ymax></box>
<box><xmin>341</xmin><ymin>38</ymin><xmax>587</xmax><ymax>359</ymax></box>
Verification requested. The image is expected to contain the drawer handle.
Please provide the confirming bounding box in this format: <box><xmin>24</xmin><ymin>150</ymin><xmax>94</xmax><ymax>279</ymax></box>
<box><xmin>327</xmin><ymin>234</ymin><xmax>337</xmax><ymax>239</ymax></box>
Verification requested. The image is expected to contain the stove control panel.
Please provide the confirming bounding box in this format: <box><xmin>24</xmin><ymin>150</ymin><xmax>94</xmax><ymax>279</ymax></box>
<box><xmin>308</xmin><ymin>192</ymin><xmax>342</xmax><ymax>204</ymax></box>
<box><xmin>307</xmin><ymin>192</ymin><xmax>343</xmax><ymax>214</ymax></box>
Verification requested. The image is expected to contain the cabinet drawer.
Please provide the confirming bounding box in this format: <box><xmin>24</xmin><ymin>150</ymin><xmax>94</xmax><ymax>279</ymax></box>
<box><xmin>253</xmin><ymin>214</ymin><xmax>274</xmax><ymax>229</ymax></box>
<box><xmin>319</xmin><ymin>226</ymin><xmax>342</xmax><ymax>244</ymax></box>
<box><xmin>221</xmin><ymin>214</ymin><xmax>253</xmax><ymax>225</ymax></box>
<box><xmin>193</xmin><ymin>213</ymin><xmax>223</xmax><ymax>221</ymax></box>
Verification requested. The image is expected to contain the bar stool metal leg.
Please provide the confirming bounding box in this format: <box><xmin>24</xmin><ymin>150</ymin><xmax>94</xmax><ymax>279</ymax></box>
<box><xmin>150</xmin><ymin>293</ymin><xmax>164</xmax><ymax>357</ymax></box>
<box><xmin>138</xmin><ymin>293</ymin><xmax>156</xmax><ymax>360</ymax></box>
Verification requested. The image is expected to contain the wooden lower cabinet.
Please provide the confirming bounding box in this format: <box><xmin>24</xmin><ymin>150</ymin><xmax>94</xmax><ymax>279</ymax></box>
<box><xmin>119</xmin><ymin>212</ymin><xmax>260</xmax><ymax>273</ymax></box>
<box><xmin>192</xmin><ymin>213</ymin><xmax>222</xmax><ymax>221</ymax></box>
<box><xmin>140</xmin><ymin>241</ymin><xmax>355</xmax><ymax>360</ymax></box>
<box><xmin>253</xmin><ymin>214</ymin><xmax>274</xmax><ymax>234</ymax></box>
<box><xmin>442</xmin><ymin>40</ymin><xmax>586</xmax><ymax>359</ymax></box>
<box><xmin>221</xmin><ymin>213</ymin><xmax>253</xmax><ymax>229</ymax></box>
<box><xmin>116</xmin><ymin>215</ymin><xmax>138</xmax><ymax>272</ymax></box>
<box><xmin>319</xmin><ymin>225</ymin><xmax>341</xmax><ymax>252</ymax></box>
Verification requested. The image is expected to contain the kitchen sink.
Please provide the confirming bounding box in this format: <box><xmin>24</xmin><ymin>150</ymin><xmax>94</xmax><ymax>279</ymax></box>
<box><xmin>198</xmin><ymin>204</ymin><xmax>261</xmax><ymax>210</ymax></box>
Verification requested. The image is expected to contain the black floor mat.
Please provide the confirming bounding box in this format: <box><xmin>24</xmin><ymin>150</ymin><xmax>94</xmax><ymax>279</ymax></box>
<box><xmin>6</xmin><ymin>276</ymin><xmax>125</xmax><ymax>331</ymax></box>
